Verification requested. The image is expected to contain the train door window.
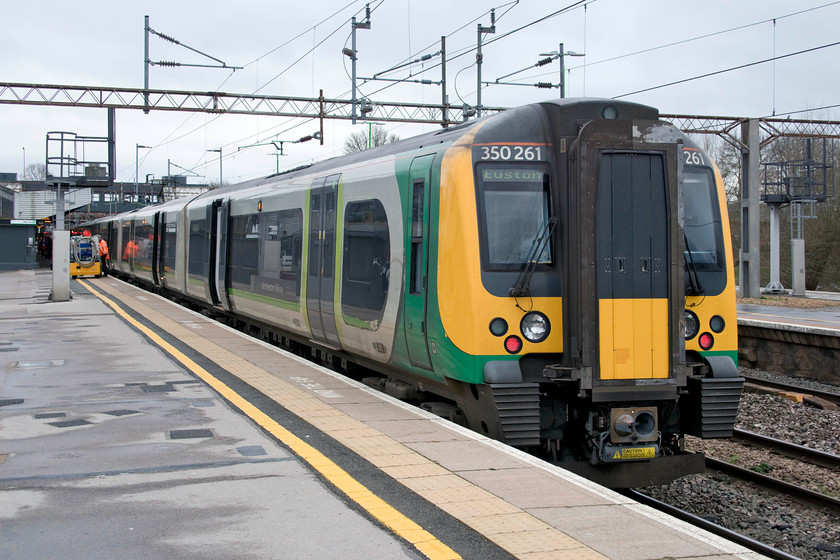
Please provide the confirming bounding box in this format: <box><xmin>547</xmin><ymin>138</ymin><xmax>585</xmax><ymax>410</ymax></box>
<box><xmin>322</xmin><ymin>175</ymin><xmax>339</xmax><ymax>279</ymax></box>
<box><xmin>188</xmin><ymin>218</ymin><xmax>208</xmax><ymax>279</ymax></box>
<box><xmin>277</xmin><ymin>208</ymin><xmax>303</xmax><ymax>298</ymax></box>
<box><xmin>259</xmin><ymin>209</ymin><xmax>301</xmax><ymax>300</ymax></box>
<box><xmin>309</xmin><ymin>192</ymin><xmax>321</xmax><ymax>275</ymax></box>
<box><xmin>342</xmin><ymin>199</ymin><xmax>389</xmax><ymax>327</ymax></box>
<box><xmin>134</xmin><ymin>219</ymin><xmax>154</xmax><ymax>273</ymax></box>
<box><xmin>162</xmin><ymin>215</ymin><xmax>177</xmax><ymax>276</ymax></box>
<box><xmin>121</xmin><ymin>221</ymin><xmax>131</xmax><ymax>262</ymax></box>
<box><xmin>229</xmin><ymin>213</ymin><xmax>259</xmax><ymax>291</ymax></box>
<box><xmin>261</xmin><ymin>211</ymin><xmax>281</xmax><ymax>273</ymax></box>
<box><xmin>476</xmin><ymin>165</ymin><xmax>553</xmax><ymax>270</ymax></box>
<box><xmin>410</xmin><ymin>180</ymin><xmax>424</xmax><ymax>293</ymax></box>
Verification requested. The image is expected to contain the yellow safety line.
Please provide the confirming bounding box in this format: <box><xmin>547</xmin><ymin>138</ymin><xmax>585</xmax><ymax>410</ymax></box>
<box><xmin>79</xmin><ymin>279</ymin><xmax>461</xmax><ymax>560</ymax></box>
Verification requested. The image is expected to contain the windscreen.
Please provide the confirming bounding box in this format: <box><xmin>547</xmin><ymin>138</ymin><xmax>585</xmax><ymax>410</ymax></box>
<box><xmin>477</xmin><ymin>165</ymin><xmax>553</xmax><ymax>270</ymax></box>
<box><xmin>684</xmin><ymin>166</ymin><xmax>727</xmax><ymax>295</ymax></box>
<box><xmin>684</xmin><ymin>168</ymin><xmax>724</xmax><ymax>270</ymax></box>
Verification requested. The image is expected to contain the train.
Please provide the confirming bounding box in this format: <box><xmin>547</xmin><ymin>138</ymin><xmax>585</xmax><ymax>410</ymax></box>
<box><xmin>87</xmin><ymin>98</ymin><xmax>744</xmax><ymax>488</ymax></box>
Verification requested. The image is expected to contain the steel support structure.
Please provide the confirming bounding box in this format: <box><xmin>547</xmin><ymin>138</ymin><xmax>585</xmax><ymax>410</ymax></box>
<box><xmin>0</xmin><ymin>82</ymin><xmax>504</xmax><ymax>125</ymax></box>
<box><xmin>662</xmin><ymin>113</ymin><xmax>840</xmax><ymax>299</ymax></box>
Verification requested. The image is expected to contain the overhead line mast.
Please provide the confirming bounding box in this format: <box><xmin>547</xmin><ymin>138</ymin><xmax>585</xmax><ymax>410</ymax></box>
<box><xmin>343</xmin><ymin>4</ymin><xmax>371</xmax><ymax>124</ymax></box>
<box><xmin>476</xmin><ymin>9</ymin><xmax>496</xmax><ymax>118</ymax></box>
<box><xmin>144</xmin><ymin>15</ymin><xmax>243</xmax><ymax>114</ymax></box>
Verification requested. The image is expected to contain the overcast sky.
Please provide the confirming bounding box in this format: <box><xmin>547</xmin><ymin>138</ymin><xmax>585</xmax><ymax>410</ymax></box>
<box><xmin>2</xmin><ymin>0</ymin><xmax>839</xmax><ymax>186</ymax></box>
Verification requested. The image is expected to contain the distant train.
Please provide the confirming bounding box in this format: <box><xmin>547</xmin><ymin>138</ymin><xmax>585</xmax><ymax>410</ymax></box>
<box><xmin>88</xmin><ymin>98</ymin><xmax>743</xmax><ymax>487</ymax></box>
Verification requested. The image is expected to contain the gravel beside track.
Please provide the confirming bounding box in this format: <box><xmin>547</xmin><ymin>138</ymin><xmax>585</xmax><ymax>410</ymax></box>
<box><xmin>639</xmin><ymin>369</ymin><xmax>840</xmax><ymax>560</ymax></box>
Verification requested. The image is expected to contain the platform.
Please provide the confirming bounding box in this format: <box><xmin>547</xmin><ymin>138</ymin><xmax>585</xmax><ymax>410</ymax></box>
<box><xmin>0</xmin><ymin>269</ymin><xmax>767</xmax><ymax>560</ymax></box>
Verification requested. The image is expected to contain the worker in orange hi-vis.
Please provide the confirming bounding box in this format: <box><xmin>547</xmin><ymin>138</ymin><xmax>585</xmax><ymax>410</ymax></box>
<box><xmin>98</xmin><ymin>237</ymin><xmax>110</xmax><ymax>277</ymax></box>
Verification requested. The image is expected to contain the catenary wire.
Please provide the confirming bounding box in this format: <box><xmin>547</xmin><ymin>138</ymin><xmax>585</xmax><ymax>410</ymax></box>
<box><xmin>613</xmin><ymin>40</ymin><xmax>840</xmax><ymax>99</ymax></box>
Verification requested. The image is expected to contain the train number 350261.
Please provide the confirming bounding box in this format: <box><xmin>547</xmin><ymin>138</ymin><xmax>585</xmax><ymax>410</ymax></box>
<box><xmin>480</xmin><ymin>145</ymin><xmax>543</xmax><ymax>161</ymax></box>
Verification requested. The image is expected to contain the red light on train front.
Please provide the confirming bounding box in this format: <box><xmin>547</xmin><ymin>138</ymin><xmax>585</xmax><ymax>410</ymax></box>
<box><xmin>504</xmin><ymin>335</ymin><xmax>522</xmax><ymax>354</ymax></box>
<box><xmin>698</xmin><ymin>332</ymin><xmax>714</xmax><ymax>350</ymax></box>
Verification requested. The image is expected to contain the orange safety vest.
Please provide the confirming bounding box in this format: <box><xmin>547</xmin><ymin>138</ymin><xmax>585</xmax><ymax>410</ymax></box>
<box><xmin>98</xmin><ymin>239</ymin><xmax>109</xmax><ymax>258</ymax></box>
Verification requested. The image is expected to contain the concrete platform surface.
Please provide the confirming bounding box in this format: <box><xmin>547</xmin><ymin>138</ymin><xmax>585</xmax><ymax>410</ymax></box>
<box><xmin>0</xmin><ymin>270</ymin><xmax>769</xmax><ymax>560</ymax></box>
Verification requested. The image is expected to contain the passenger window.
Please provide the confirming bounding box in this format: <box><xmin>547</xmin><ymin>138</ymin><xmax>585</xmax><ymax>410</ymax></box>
<box><xmin>342</xmin><ymin>200</ymin><xmax>389</xmax><ymax>328</ymax></box>
<box><xmin>230</xmin><ymin>208</ymin><xmax>303</xmax><ymax>302</ymax></box>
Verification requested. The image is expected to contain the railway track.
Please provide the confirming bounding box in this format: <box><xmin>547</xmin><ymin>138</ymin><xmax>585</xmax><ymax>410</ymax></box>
<box><xmin>634</xmin><ymin>372</ymin><xmax>840</xmax><ymax>560</ymax></box>
<box><xmin>741</xmin><ymin>374</ymin><xmax>840</xmax><ymax>407</ymax></box>
<box><xmin>632</xmin><ymin>443</ymin><xmax>840</xmax><ymax>560</ymax></box>
<box><xmin>732</xmin><ymin>428</ymin><xmax>840</xmax><ymax>470</ymax></box>
<box><xmin>705</xmin><ymin>455</ymin><xmax>840</xmax><ymax>515</ymax></box>
<box><xmin>626</xmin><ymin>489</ymin><xmax>803</xmax><ymax>560</ymax></box>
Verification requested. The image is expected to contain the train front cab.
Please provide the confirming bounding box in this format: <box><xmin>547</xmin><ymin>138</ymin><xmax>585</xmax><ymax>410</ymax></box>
<box><xmin>434</xmin><ymin>100</ymin><xmax>742</xmax><ymax>487</ymax></box>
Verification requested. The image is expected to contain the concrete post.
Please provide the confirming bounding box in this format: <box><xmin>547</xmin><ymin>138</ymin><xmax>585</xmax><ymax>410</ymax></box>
<box><xmin>739</xmin><ymin>119</ymin><xmax>761</xmax><ymax>298</ymax></box>
<box><xmin>791</xmin><ymin>238</ymin><xmax>806</xmax><ymax>296</ymax></box>
<box><xmin>51</xmin><ymin>230</ymin><xmax>71</xmax><ymax>302</ymax></box>
<box><xmin>766</xmin><ymin>204</ymin><xmax>785</xmax><ymax>293</ymax></box>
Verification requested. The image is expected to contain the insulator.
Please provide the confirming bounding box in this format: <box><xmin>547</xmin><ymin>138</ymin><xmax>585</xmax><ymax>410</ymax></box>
<box><xmin>536</xmin><ymin>82</ymin><xmax>552</xmax><ymax>89</ymax></box>
<box><xmin>158</xmin><ymin>61</ymin><xmax>180</xmax><ymax>67</ymax></box>
<box><xmin>420</xmin><ymin>54</ymin><xmax>432</xmax><ymax>61</ymax></box>
<box><xmin>536</xmin><ymin>57</ymin><xmax>553</xmax><ymax>67</ymax></box>
<box><xmin>157</xmin><ymin>32</ymin><xmax>180</xmax><ymax>45</ymax></box>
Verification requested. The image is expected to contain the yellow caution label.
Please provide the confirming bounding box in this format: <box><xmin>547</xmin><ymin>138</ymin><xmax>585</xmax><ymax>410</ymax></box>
<box><xmin>615</xmin><ymin>447</ymin><xmax>656</xmax><ymax>460</ymax></box>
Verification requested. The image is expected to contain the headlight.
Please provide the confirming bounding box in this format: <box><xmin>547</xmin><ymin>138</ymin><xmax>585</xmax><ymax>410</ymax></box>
<box><xmin>684</xmin><ymin>310</ymin><xmax>699</xmax><ymax>340</ymax></box>
<box><xmin>520</xmin><ymin>312</ymin><xmax>550</xmax><ymax>343</ymax></box>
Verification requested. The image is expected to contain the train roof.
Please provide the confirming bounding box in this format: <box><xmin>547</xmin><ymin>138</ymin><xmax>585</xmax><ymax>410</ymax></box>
<box><xmin>94</xmin><ymin>97</ymin><xmax>667</xmax><ymax>221</ymax></box>
<box><xmin>189</xmin><ymin>98</ymin><xmax>662</xmax><ymax>203</ymax></box>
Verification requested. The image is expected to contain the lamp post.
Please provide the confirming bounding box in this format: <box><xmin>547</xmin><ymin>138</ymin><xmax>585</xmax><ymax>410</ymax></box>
<box><xmin>21</xmin><ymin>147</ymin><xmax>25</xmax><ymax>181</ymax></box>
<box><xmin>207</xmin><ymin>148</ymin><xmax>222</xmax><ymax>188</ymax></box>
<box><xmin>540</xmin><ymin>43</ymin><xmax>584</xmax><ymax>98</ymax></box>
<box><xmin>135</xmin><ymin>144</ymin><xmax>151</xmax><ymax>203</ymax></box>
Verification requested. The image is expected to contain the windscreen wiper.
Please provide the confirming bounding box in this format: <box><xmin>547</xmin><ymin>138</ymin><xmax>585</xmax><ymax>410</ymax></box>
<box><xmin>510</xmin><ymin>216</ymin><xmax>557</xmax><ymax>297</ymax></box>
<box><xmin>684</xmin><ymin>232</ymin><xmax>704</xmax><ymax>296</ymax></box>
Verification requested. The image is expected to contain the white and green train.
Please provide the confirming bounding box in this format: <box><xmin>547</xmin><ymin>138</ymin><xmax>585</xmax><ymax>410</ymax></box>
<box><xmin>91</xmin><ymin>98</ymin><xmax>743</xmax><ymax>487</ymax></box>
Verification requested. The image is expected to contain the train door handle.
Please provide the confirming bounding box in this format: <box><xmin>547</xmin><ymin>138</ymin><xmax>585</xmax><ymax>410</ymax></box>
<box><xmin>641</xmin><ymin>257</ymin><xmax>650</xmax><ymax>273</ymax></box>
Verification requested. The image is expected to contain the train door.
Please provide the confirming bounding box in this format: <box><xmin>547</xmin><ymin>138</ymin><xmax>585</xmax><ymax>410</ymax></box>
<box><xmin>306</xmin><ymin>175</ymin><xmax>341</xmax><ymax>348</ymax></box>
<box><xmin>158</xmin><ymin>211</ymin><xmax>170</xmax><ymax>288</ymax></box>
<box><xmin>122</xmin><ymin>219</ymin><xmax>134</xmax><ymax>273</ymax></box>
<box><xmin>152</xmin><ymin>211</ymin><xmax>161</xmax><ymax>285</ymax></box>
<box><xmin>207</xmin><ymin>198</ymin><xmax>231</xmax><ymax>309</ymax></box>
<box><xmin>403</xmin><ymin>154</ymin><xmax>435</xmax><ymax>370</ymax></box>
<box><xmin>596</xmin><ymin>152</ymin><xmax>669</xmax><ymax>380</ymax></box>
